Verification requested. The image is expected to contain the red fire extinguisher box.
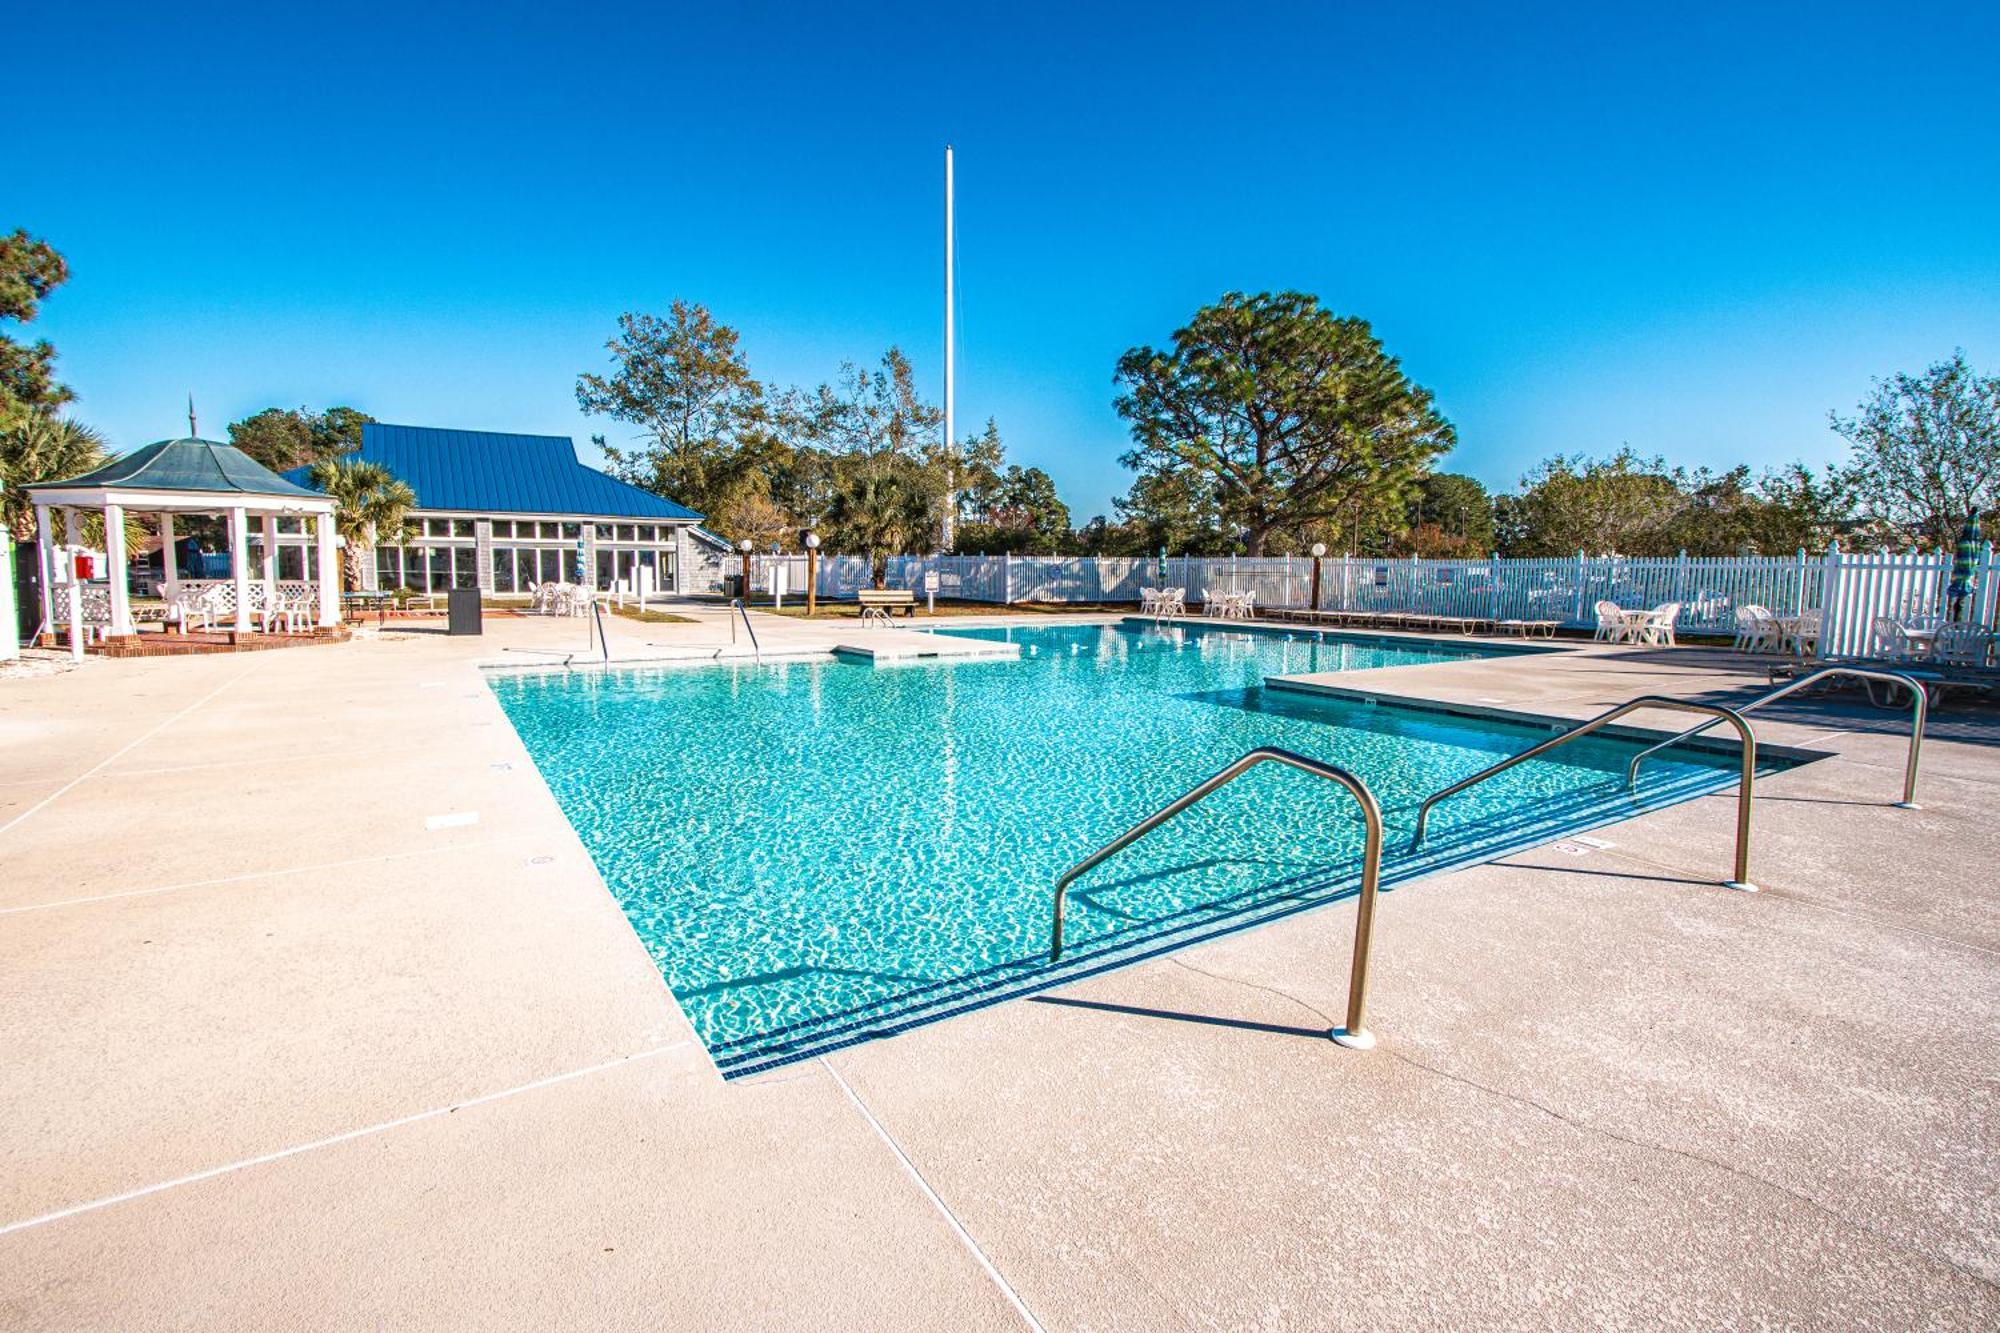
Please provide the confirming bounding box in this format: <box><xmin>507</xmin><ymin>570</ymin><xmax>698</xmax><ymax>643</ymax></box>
<box><xmin>74</xmin><ymin>554</ymin><xmax>97</xmax><ymax>579</ymax></box>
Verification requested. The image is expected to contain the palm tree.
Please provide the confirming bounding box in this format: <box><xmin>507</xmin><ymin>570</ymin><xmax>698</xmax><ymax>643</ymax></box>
<box><xmin>307</xmin><ymin>458</ymin><xmax>417</xmax><ymax>591</ymax></box>
<box><xmin>825</xmin><ymin>463</ymin><xmax>937</xmax><ymax>586</ymax></box>
<box><xmin>1</xmin><ymin>410</ymin><xmax>111</xmax><ymax>541</ymax></box>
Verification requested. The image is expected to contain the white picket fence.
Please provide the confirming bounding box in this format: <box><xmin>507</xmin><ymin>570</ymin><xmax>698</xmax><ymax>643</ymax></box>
<box><xmin>734</xmin><ymin>545</ymin><xmax>1999</xmax><ymax>657</ymax></box>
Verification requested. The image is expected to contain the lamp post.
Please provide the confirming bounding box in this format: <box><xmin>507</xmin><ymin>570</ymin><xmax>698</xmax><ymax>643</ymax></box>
<box><xmin>738</xmin><ymin>539</ymin><xmax>753</xmax><ymax>601</ymax></box>
<box><xmin>804</xmin><ymin>531</ymin><xmax>820</xmax><ymax>617</ymax></box>
<box><xmin>1309</xmin><ymin>541</ymin><xmax>1327</xmax><ymax>612</ymax></box>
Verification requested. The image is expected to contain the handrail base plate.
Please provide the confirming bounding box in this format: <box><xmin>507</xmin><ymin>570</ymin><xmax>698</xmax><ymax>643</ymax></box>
<box><xmin>1330</xmin><ymin>1027</ymin><xmax>1376</xmax><ymax>1050</ymax></box>
<box><xmin>1722</xmin><ymin>879</ymin><xmax>1760</xmax><ymax>893</ymax></box>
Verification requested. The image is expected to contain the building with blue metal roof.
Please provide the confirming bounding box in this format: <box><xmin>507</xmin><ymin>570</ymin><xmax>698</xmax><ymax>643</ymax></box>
<box><xmin>288</xmin><ymin>424</ymin><xmax>713</xmax><ymax>596</ymax></box>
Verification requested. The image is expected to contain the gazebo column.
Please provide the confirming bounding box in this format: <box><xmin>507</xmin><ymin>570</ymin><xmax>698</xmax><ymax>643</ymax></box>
<box><xmin>261</xmin><ymin>512</ymin><xmax>279</xmax><ymax>603</ymax></box>
<box><xmin>102</xmin><ymin>501</ymin><xmax>133</xmax><ymax>637</ymax></box>
<box><xmin>160</xmin><ymin>512</ymin><xmax>178</xmax><ymax>584</ymax></box>
<box><xmin>33</xmin><ymin>504</ymin><xmax>55</xmax><ymax>638</ymax></box>
<box><xmin>315</xmin><ymin>510</ymin><xmax>340</xmax><ymax>627</ymax></box>
<box><xmin>230</xmin><ymin>506</ymin><xmax>254</xmax><ymax>633</ymax></box>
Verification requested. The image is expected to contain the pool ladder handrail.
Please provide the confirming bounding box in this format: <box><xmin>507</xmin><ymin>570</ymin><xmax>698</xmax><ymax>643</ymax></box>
<box><xmin>729</xmin><ymin>597</ymin><xmax>762</xmax><ymax>663</ymax></box>
<box><xmin>1049</xmin><ymin>746</ymin><xmax>1386</xmax><ymax>1050</ymax></box>
<box><xmin>1408</xmin><ymin>695</ymin><xmax>1763</xmax><ymax>890</ymax></box>
<box><xmin>1623</xmin><ymin>666</ymin><xmax>1926</xmax><ymax>808</ymax></box>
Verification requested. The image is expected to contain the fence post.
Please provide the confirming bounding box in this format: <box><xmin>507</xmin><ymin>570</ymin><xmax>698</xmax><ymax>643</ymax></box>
<box><xmin>1002</xmin><ymin>553</ymin><xmax>1012</xmax><ymax>606</ymax></box>
<box><xmin>1974</xmin><ymin>541</ymin><xmax>1997</xmax><ymax>628</ymax></box>
<box><xmin>1673</xmin><ymin>549</ymin><xmax>1688</xmax><ymax>607</ymax></box>
<box><xmin>1793</xmin><ymin>548</ymin><xmax>1807</xmax><ymax>617</ymax></box>
<box><xmin>1817</xmin><ymin>543</ymin><xmax>1842</xmax><ymax>659</ymax></box>
<box><xmin>1573</xmin><ymin>551</ymin><xmax>1588</xmax><ymax>626</ymax></box>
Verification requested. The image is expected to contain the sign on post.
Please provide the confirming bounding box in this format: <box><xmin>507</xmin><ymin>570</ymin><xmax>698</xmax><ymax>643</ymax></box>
<box><xmin>923</xmin><ymin>569</ymin><xmax>940</xmax><ymax>615</ymax></box>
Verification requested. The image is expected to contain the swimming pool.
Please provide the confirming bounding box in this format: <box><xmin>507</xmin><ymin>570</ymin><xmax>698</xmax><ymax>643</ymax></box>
<box><xmin>488</xmin><ymin>622</ymin><xmax>1776</xmax><ymax>1076</ymax></box>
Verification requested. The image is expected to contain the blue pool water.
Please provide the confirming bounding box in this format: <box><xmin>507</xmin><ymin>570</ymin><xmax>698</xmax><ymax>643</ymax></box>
<box><xmin>487</xmin><ymin>621</ymin><xmax>1773</xmax><ymax>1075</ymax></box>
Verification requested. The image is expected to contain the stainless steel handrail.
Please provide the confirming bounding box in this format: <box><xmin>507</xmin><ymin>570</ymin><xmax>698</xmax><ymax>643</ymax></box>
<box><xmin>591</xmin><ymin>599</ymin><xmax>611</xmax><ymax>664</ymax></box>
<box><xmin>1408</xmin><ymin>696</ymin><xmax>1761</xmax><ymax>890</ymax></box>
<box><xmin>1625</xmin><ymin>667</ymin><xmax>1925</xmax><ymax>808</ymax></box>
<box><xmin>729</xmin><ymin>597</ymin><xmax>762</xmax><ymax>663</ymax></box>
<box><xmin>1049</xmin><ymin>746</ymin><xmax>1386</xmax><ymax>1050</ymax></box>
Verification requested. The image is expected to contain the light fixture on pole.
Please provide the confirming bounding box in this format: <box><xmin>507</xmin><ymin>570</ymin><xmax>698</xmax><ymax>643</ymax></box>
<box><xmin>738</xmin><ymin>539</ymin><xmax>753</xmax><ymax>601</ymax></box>
<box><xmin>804</xmin><ymin>532</ymin><xmax>820</xmax><ymax>618</ymax></box>
<box><xmin>1309</xmin><ymin>542</ymin><xmax>1327</xmax><ymax>612</ymax></box>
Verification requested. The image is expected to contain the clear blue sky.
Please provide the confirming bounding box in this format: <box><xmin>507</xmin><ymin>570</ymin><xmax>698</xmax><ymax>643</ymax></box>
<box><xmin>18</xmin><ymin>1</ymin><xmax>2000</xmax><ymax>517</ymax></box>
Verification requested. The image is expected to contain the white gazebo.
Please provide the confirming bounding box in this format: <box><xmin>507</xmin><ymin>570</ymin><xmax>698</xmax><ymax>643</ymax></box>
<box><xmin>25</xmin><ymin>436</ymin><xmax>342</xmax><ymax>643</ymax></box>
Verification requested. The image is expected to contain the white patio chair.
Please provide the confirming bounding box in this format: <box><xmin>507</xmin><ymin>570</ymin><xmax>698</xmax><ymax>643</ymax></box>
<box><xmin>1640</xmin><ymin>602</ymin><xmax>1681</xmax><ymax>646</ymax></box>
<box><xmin>1228</xmin><ymin>590</ymin><xmax>1256</xmax><ymax>620</ymax></box>
<box><xmin>261</xmin><ymin>588</ymin><xmax>310</xmax><ymax>634</ymax></box>
<box><xmin>1930</xmin><ymin>622</ymin><xmax>1995</xmax><ymax>669</ymax></box>
<box><xmin>1593</xmin><ymin>600</ymin><xmax>1626</xmax><ymax>642</ymax></box>
<box><xmin>1870</xmin><ymin>616</ymin><xmax>1923</xmax><ymax>662</ymax></box>
<box><xmin>1732</xmin><ymin>605</ymin><xmax>1775</xmax><ymax>653</ymax></box>
<box><xmin>1783</xmin><ymin>609</ymin><xmax>1822</xmax><ymax>657</ymax></box>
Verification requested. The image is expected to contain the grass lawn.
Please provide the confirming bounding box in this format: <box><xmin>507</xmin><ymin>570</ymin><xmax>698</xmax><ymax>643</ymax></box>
<box><xmin>610</xmin><ymin>604</ymin><xmax>699</xmax><ymax>624</ymax></box>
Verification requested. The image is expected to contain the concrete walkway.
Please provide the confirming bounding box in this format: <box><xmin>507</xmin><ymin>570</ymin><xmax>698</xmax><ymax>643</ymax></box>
<box><xmin>1</xmin><ymin>612</ymin><xmax>1994</xmax><ymax>1328</ymax></box>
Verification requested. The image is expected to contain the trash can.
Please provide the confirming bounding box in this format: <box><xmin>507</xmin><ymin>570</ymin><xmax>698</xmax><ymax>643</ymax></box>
<box><xmin>447</xmin><ymin>588</ymin><xmax>483</xmax><ymax>636</ymax></box>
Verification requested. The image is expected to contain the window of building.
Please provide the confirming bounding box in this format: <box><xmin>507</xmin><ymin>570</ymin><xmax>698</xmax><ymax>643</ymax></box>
<box><xmin>376</xmin><ymin>547</ymin><xmax>401</xmax><ymax>589</ymax></box>
<box><xmin>452</xmin><ymin>518</ymin><xmax>474</xmax><ymax>538</ymax></box>
<box><xmin>638</xmin><ymin>524</ymin><xmax>656</xmax><ymax>542</ymax></box>
<box><xmin>538</xmin><ymin>548</ymin><xmax>563</xmax><ymax>585</ymax></box>
<box><xmin>561</xmin><ymin>522</ymin><xmax>581</xmax><ymax>539</ymax></box>
<box><xmin>492</xmin><ymin>549</ymin><xmax>516</xmax><ymax>593</ymax></box>
<box><xmin>594</xmin><ymin>523</ymin><xmax>613</xmax><ymax>540</ymax></box>
<box><xmin>453</xmin><ymin>547</ymin><xmax>477</xmax><ymax>587</ymax></box>
<box><xmin>491</xmin><ymin>519</ymin><xmax>513</xmax><ymax>539</ymax></box>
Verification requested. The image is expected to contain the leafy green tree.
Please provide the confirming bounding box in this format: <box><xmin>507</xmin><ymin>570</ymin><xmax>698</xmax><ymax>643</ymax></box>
<box><xmin>1494</xmin><ymin>450</ymin><xmax>1684</xmax><ymax>555</ymax></box>
<box><xmin>1404</xmin><ymin>473</ymin><xmax>1494</xmax><ymax>554</ymax></box>
<box><xmin>1107</xmin><ymin>466</ymin><xmax>1233</xmax><ymax>555</ymax></box>
<box><xmin>1495</xmin><ymin>451</ymin><xmax>1853</xmax><ymax>556</ymax></box>
<box><xmin>1114</xmin><ymin>291</ymin><xmax>1454</xmax><ymax>555</ymax></box>
<box><xmin>228</xmin><ymin>406</ymin><xmax>373</xmax><ymax>471</ymax></box>
<box><xmin>957</xmin><ymin>464</ymin><xmax>1072</xmax><ymax>554</ymax></box>
<box><xmin>1</xmin><ymin>409</ymin><xmax>109</xmax><ymax>540</ymax></box>
<box><xmin>824</xmin><ymin>458</ymin><xmax>938</xmax><ymax>584</ymax></box>
<box><xmin>0</xmin><ymin>230</ymin><xmax>73</xmax><ymax>433</ymax></box>
<box><xmin>307</xmin><ymin>457</ymin><xmax>417</xmax><ymax>590</ymax></box>
<box><xmin>577</xmin><ymin>302</ymin><xmax>766</xmax><ymax>518</ymax></box>
<box><xmin>1752</xmin><ymin>462</ymin><xmax>1854</xmax><ymax>551</ymax></box>
<box><xmin>1831</xmin><ymin>350</ymin><xmax>2000</xmax><ymax>549</ymax></box>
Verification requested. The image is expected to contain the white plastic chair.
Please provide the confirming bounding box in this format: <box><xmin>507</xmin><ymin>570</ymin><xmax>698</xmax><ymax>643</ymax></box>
<box><xmin>1640</xmin><ymin>603</ymin><xmax>1681</xmax><ymax>646</ymax></box>
<box><xmin>261</xmin><ymin>589</ymin><xmax>309</xmax><ymax>634</ymax></box>
<box><xmin>1593</xmin><ymin>600</ymin><xmax>1626</xmax><ymax>642</ymax></box>
<box><xmin>1784</xmin><ymin>609</ymin><xmax>1822</xmax><ymax>657</ymax></box>
<box><xmin>1870</xmin><ymin>616</ymin><xmax>1922</xmax><ymax>662</ymax></box>
<box><xmin>1732</xmin><ymin>605</ymin><xmax>1775</xmax><ymax>653</ymax></box>
<box><xmin>1931</xmin><ymin>623</ymin><xmax>1995</xmax><ymax>668</ymax></box>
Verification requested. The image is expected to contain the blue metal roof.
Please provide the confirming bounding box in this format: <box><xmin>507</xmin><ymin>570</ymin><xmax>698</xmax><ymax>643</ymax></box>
<box><xmin>285</xmin><ymin>423</ymin><xmax>702</xmax><ymax>521</ymax></box>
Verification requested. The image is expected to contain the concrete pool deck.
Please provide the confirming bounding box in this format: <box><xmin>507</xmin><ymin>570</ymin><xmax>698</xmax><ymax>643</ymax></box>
<box><xmin>2</xmin><ymin>608</ymin><xmax>1995</xmax><ymax>1328</ymax></box>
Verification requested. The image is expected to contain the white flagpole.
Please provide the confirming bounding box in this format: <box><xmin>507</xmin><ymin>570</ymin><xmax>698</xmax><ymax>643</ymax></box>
<box><xmin>942</xmin><ymin>143</ymin><xmax>957</xmax><ymax>553</ymax></box>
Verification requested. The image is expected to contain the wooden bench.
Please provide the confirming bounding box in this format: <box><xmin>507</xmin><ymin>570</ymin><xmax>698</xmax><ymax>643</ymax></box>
<box><xmin>856</xmin><ymin>588</ymin><xmax>918</xmax><ymax>626</ymax></box>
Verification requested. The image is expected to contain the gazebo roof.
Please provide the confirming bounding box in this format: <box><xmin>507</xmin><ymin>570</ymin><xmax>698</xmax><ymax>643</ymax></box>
<box><xmin>27</xmin><ymin>437</ymin><xmax>323</xmax><ymax>500</ymax></box>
